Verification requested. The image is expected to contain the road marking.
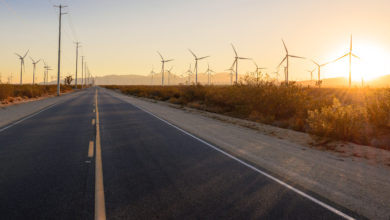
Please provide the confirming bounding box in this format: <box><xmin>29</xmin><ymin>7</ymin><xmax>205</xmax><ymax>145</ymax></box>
<box><xmin>0</xmin><ymin>102</ymin><xmax>61</xmax><ymax>133</ymax></box>
<box><xmin>94</xmin><ymin>89</ymin><xmax>106</xmax><ymax>220</ymax></box>
<box><xmin>92</xmin><ymin>119</ymin><xmax>95</xmax><ymax>125</ymax></box>
<box><xmin>88</xmin><ymin>141</ymin><xmax>94</xmax><ymax>158</ymax></box>
<box><xmin>126</xmin><ymin>99</ymin><xmax>355</xmax><ymax>220</ymax></box>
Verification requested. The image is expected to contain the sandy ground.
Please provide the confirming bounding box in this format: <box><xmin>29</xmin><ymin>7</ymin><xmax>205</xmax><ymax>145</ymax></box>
<box><xmin>0</xmin><ymin>90</ymin><xmax>83</xmax><ymax>128</ymax></box>
<box><xmin>105</xmin><ymin>88</ymin><xmax>390</xmax><ymax>220</ymax></box>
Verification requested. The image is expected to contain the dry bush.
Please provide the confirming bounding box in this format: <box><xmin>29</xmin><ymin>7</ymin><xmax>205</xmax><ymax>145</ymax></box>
<box><xmin>104</xmin><ymin>83</ymin><xmax>389</xmax><ymax>146</ymax></box>
<box><xmin>307</xmin><ymin>98</ymin><xmax>367</xmax><ymax>141</ymax></box>
<box><xmin>365</xmin><ymin>89</ymin><xmax>390</xmax><ymax>128</ymax></box>
<box><xmin>0</xmin><ymin>84</ymin><xmax>74</xmax><ymax>102</ymax></box>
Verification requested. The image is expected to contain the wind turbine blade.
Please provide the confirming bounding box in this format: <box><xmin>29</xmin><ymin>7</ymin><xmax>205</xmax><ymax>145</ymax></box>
<box><xmin>252</xmin><ymin>60</ymin><xmax>258</xmax><ymax>68</ymax></box>
<box><xmin>311</xmin><ymin>59</ymin><xmax>320</xmax><ymax>66</ymax></box>
<box><xmin>332</xmin><ymin>53</ymin><xmax>348</xmax><ymax>63</ymax></box>
<box><xmin>289</xmin><ymin>55</ymin><xmax>305</xmax><ymax>59</ymax></box>
<box><xmin>352</xmin><ymin>53</ymin><xmax>360</xmax><ymax>59</ymax></box>
<box><xmin>231</xmin><ymin>59</ymin><xmax>237</xmax><ymax>69</ymax></box>
<box><xmin>231</xmin><ymin>44</ymin><xmax>238</xmax><ymax>56</ymax></box>
<box><xmin>165</xmin><ymin>59</ymin><xmax>174</xmax><ymax>62</ymax></box>
<box><xmin>23</xmin><ymin>50</ymin><xmax>29</xmax><ymax>58</ymax></box>
<box><xmin>30</xmin><ymin>57</ymin><xmax>35</xmax><ymax>63</ymax></box>
<box><xmin>320</xmin><ymin>61</ymin><xmax>330</xmax><ymax>67</ymax></box>
<box><xmin>282</xmin><ymin>39</ymin><xmax>288</xmax><ymax>53</ymax></box>
<box><xmin>277</xmin><ymin>56</ymin><xmax>287</xmax><ymax>68</ymax></box>
<box><xmin>15</xmin><ymin>53</ymin><xmax>22</xmax><ymax>58</ymax></box>
<box><xmin>238</xmin><ymin>57</ymin><xmax>250</xmax><ymax>60</ymax></box>
<box><xmin>36</xmin><ymin>59</ymin><xmax>41</xmax><ymax>64</ymax></box>
<box><xmin>198</xmin><ymin>56</ymin><xmax>210</xmax><ymax>60</ymax></box>
<box><xmin>188</xmin><ymin>49</ymin><xmax>197</xmax><ymax>59</ymax></box>
<box><xmin>157</xmin><ymin>51</ymin><xmax>164</xmax><ymax>60</ymax></box>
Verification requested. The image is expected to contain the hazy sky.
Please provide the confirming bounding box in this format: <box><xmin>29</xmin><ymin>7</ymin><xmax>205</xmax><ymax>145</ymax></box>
<box><xmin>1</xmin><ymin>0</ymin><xmax>390</xmax><ymax>83</ymax></box>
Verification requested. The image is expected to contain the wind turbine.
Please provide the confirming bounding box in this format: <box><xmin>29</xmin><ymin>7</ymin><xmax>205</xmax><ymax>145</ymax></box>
<box><xmin>150</xmin><ymin>67</ymin><xmax>156</xmax><ymax>85</ymax></box>
<box><xmin>185</xmin><ymin>64</ymin><xmax>193</xmax><ymax>85</ymax></box>
<box><xmin>188</xmin><ymin>49</ymin><xmax>209</xmax><ymax>84</ymax></box>
<box><xmin>231</xmin><ymin>44</ymin><xmax>250</xmax><ymax>84</ymax></box>
<box><xmin>311</xmin><ymin>60</ymin><xmax>330</xmax><ymax>87</ymax></box>
<box><xmin>252</xmin><ymin>60</ymin><xmax>266</xmax><ymax>81</ymax></box>
<box><xmin>205</xmin><ymin>63</ymin><xmax>215</xmax><ymax>85</ymax></box>
<box><xmin>15</xmin><ymin>50</ymin><xmax>29</xmax><ymax>85</ymax></box>
<box><xmin>277</xmin><ymin>40</ymin><xmax>305</xmax><ymax>84</ymax></box>
<box><xmin>30</xmin><ymin>57</ymin><xmax>41</xmax><ymax>85</ymax></box>
<box><xmin>306</xmin><ymin>69</ymin><xmax>316</xmax><ymax>82</ymax></box>
<box><xmin>167</xmin><ymin>67</ymin><xmax>173</xmax><ymax>85</ymax></box>
<box><xmin>225</xmin><ymin>61</ymin><xmax>236</xmax><ymax>85</ymax></box>
<box><xmin>332</xmin><ymin>35</ymin><xmax>360</xmax><ymax>88</ymax></box>
<box><xmin>157</xmin><ymin>52</ymin><xmax>173</xmax><ymax>86</ymax></box>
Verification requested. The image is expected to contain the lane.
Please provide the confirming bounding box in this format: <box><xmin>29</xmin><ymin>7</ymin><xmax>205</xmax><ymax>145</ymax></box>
<box><xmin>98</xmin><ymin>88</ymin><xmax>355</xmax><ymax>219</ymax></box>
<box><xmin>0</xmin><ymin>89</ymin><xmax>96</xmax><ymax>220</ymax></box>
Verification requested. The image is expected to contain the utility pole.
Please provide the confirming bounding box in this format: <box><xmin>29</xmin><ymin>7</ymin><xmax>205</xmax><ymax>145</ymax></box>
<box><xmin>84</xmin><ymin>62</ymin><xmax>87</xmax><ymax>87</ymax></box>
<box><xmin>54</xmin><ymin>4</ymin><xmax>67</xmax><ymax>96</ymax></box>
<box><xmin>74</xmin><ymin>42</ymin><xmax>80</xmax><ymax>89</ymax></box>
<box><xmin>81</xmin><ymin>56</ymin><xmax>84</xmax><ymax>89</ymax></box>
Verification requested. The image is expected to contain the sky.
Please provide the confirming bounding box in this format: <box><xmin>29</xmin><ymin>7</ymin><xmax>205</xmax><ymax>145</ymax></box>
<box><xmin>1</xmin><ymin>0</ymin><xmax>390</xmax><ymax>84</ymax></box>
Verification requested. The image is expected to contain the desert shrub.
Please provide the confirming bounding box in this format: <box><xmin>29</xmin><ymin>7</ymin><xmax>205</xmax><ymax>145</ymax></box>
<box><xmin>307</xmin><ymin>98</ymin><xmax>367</xmax><ymax>141</ymax></box>
<box><xmin>0</xmin><ymin>84</ymin><xmax>74</xmax><ymax>102</ymax></box>
<box><xmin>365</xmin><ymin>89</ymin><xmax>390</xmax><ymax>128</ymax></box>
<box><xmin>103</xmin><ymin>84</ymin><xmax>389</xmax><ymax>145</ymax></box>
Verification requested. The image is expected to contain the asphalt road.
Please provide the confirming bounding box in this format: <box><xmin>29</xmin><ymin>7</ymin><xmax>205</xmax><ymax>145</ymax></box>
<box><xmin>0</xmin><ymin>87</ymin><xmax>360</xmax><ymax>220</ymax></box>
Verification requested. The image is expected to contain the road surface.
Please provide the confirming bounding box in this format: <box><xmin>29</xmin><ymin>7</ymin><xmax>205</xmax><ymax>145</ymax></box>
<box><xmin>0</xmin><ymin>88</ymin><xmax>360</xmax><ymax>219</ymax></box>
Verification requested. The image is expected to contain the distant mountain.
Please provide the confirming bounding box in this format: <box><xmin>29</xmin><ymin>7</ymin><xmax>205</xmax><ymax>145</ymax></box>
<box><xmin>95</xmin><ymin>73</ymin><xmax>234</xmax><ymax>85</ymax></box>
<box><xmin>298</xmin><ymin>75</ymin><xmax>390</xmax><ymax>88</ymax></box>
<box><xmin>93</xmin><ymin>73</ymin><xmax>390</xmax><ymax>87</ymax></box>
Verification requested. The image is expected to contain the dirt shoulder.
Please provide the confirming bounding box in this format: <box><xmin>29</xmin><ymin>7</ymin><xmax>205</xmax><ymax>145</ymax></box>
<box><xmin>0</xmin><ymin>90</ymin><xmax>84</xmax><ymax>129</ymax></box>
<box><xmin>105</xmin><ymin>88</ymin><xmax>390</xmax><ymax>220</ymax></box>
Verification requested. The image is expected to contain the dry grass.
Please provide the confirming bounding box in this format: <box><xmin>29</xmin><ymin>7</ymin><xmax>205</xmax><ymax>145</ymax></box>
<box><xmin>104</xmin><ymin>81</ymin><xmax>390</xmax><ymax>148</ymax></box>
<box><xmin>0</xmin><ymin>84</ymin><xmax>76</xmax><ymax>104</ymax></box>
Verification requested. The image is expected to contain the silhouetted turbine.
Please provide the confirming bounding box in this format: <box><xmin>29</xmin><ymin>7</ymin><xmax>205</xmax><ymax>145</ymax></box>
<box><xmin>277</xmin><ymin>39</ymin><xmax>305</xmax><ymax>84</ymax></box>
<box><xmin>188</xmin><ymin>49</ymin><xmax>209</xmax><ymax>85</ymax></box>
<box><xmin>157</xmin><ymin>52</ymin><xmax>173</xmax><ymax>86</ymax></box>
<box><xmin>231</xmin><ymin>44</ymin><xmax>250</xmax><ymax>84</ymax></box>
<box><xmin>15</xmin><ymin>50</ymin><xmax>29</xmax><ymax>85</ymax></box>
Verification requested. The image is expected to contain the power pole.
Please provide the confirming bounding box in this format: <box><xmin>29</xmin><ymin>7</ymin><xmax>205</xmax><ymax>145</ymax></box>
<box><xmin>81</xmin><ymin>56</ymin><xmax>84</xmax><ymax>89</ymax></box>
<box><xmin>54</xmin><ymin>4</ymin><xmax>67</xmax><ymax>96</ymax></box>
<box><xmin>74</xmin><ymin>42</ymin><xmax>81</xmax><ymax>89</ymax></box>
<box><xmin>84</xmin><ymin>62</ymin><xmax>87</xmax><ymax>87</ymax></box>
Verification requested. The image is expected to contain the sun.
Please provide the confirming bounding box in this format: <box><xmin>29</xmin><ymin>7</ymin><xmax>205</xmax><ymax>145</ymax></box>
<box><xmin>326</xmin><ymin>42</ymin><xmax>390</xmax><ymax>82</ymax></box>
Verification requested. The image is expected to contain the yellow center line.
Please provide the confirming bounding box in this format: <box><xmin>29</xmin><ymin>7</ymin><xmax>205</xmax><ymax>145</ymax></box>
<box><xmin>88</xmin><ymin>141</ymin><xmax>94</xmax><ymax>158</ymax></box>
<box><xmin>95</xmin><ymin>89</ymin><xmax>106</xmax><ymax>220</ymax></box>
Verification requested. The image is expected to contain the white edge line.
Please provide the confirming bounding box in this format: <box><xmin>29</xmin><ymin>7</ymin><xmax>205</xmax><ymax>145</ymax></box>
<box><xmin>122</xmin><ymin>97</ymin><xmax>355</xmax><ymax>220</ymax></box>
<box><xmin>0</xmin><ymin>102</ymin><xmax>61</xmax><ymax>133</ymax></box>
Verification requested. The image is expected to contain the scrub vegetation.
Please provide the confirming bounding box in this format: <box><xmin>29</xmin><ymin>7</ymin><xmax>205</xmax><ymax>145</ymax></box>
<box><xmin>0</xmin><ymin>84</ymin><xmax>76</xmax><ymax>104</ymax></box>
<box><xmin>104</xmin><ymin>79</ymin><xmax>390</xmax><ymax>149</ymax></box>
